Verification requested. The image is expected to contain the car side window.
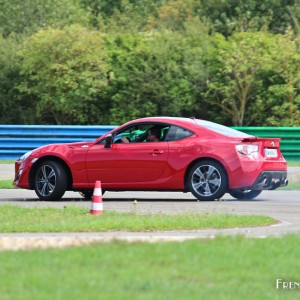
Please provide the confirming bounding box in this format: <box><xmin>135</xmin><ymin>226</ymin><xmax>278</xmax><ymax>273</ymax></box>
<box><xmin>113</xmin><ymin>124</ymin><xmax>171</xmax><ymax>143</ymax></box>
<box><xmin>113</xmin><ymin>124</ymin><xmax>151</xmax><ymax>143</ymax></box>
<box><xmin>166</xmin><ymin>125</ymin><xmax>193</xmax><ymax>141</ymax></box>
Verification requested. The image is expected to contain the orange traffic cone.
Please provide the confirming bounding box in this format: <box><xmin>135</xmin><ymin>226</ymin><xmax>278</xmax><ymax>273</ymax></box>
<box><xmin>90</xmin><ymin>180</ymin><xmax>103</xmax><ymax>215</ymax></box>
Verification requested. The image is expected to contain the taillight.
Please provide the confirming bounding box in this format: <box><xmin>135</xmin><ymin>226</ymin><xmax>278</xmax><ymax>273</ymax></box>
<box><xmin>236</xmin><ymin>144</ymin><xmax>258</xmax><ymax>155</ymax></box>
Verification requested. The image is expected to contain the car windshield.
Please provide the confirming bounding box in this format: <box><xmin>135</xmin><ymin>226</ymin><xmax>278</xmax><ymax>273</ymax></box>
<box><xmin>195</xmin><ymin>120</ymin><xmax>251</xmax><ymax>137</ymax></box>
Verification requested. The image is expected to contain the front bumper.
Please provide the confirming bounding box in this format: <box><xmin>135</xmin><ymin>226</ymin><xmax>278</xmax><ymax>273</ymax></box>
<box><xmin>250</xmin><ymin>171</ymin><xmax>288</xmax><ymax>190</ymax></box>
<box><xmin>13</xmin><ymin>159</ymin><xmax>32</xmax><ymax>189</ymax></box>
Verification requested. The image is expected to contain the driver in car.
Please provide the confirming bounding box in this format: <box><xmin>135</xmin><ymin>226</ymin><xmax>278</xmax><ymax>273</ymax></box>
<box><xmin>121</xmin><ymin>127</ymin><xmax>161</xmax><ymax>143</ymax></box>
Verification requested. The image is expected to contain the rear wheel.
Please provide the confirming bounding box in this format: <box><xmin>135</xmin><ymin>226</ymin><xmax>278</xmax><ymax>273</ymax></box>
<box><xmin>229</xmin><ymin>189</ymin><xmax>262</xmax><ymax>200</ymax></box>
<box><xmin>188</xmin><ymin>160</ymin><xmax>228</xmax><ymax>201</ymax></box>
<box><xmin>34</xmin><ymin>160</ymin><xmax>67</xmax><ymax>201</ymax></box>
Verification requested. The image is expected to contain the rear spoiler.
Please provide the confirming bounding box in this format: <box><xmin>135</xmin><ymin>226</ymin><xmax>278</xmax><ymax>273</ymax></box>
<box><xmin>240</xmin><ymin>137</ymin><xmax>281</xmax><ymax>147</ymax></box>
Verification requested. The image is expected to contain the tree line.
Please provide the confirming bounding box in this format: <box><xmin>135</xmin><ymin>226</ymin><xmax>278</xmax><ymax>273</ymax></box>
<box><xmin>1</xmin><ymin>0</ymin><xmax>300</xmax><ymax>126</ymax></box>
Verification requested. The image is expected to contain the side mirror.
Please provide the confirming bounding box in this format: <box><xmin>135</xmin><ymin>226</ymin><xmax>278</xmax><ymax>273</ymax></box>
<box><xmin>104</xmin><ymin>134</ymin><xmax>113</xmax><ymax>148</ymax></box>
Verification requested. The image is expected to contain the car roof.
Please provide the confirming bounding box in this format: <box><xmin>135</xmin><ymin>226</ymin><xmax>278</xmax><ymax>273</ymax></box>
<box><xmin>127</xmin><ymin>117</ymin><xmax>251</xmax><ymax>138</ymax></box>
<box><xmin>129</xmin><ymin>117</ymin><xmax>197</xmax><ymax>127</ymax></box>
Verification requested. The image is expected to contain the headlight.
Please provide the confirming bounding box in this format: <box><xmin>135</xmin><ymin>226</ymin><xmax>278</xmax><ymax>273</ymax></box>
<box><xmin>19</xmin><ymin>151</ymin><xmax>32</xmax><ymax>162</ymax></box>
<box><xmin>236</xmin><ymin>144</ymin><xmax>258</xmax><ymax>155</ymax></box>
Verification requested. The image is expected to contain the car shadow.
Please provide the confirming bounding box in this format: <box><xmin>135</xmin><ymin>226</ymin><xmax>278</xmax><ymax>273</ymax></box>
<box><xmin>5</xmin><ymin>197</ymin><xmax>269</xmax><ymax>202</ymax></box>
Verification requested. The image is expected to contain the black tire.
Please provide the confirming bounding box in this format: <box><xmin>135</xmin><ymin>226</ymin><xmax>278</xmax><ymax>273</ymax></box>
<box><xmin>188</xmin><ymin>160</ymin><xmax>228</xmax><ymax>201</ymax></box>
<box><xmin>34</xmin><ymin>160</ymin><xmax>68</xmax><ymax>201</ymax></box>
<box><xmin>229</xmin><ymin>189</ymin><xmax>262</xmax><ymax>200</ymax></box>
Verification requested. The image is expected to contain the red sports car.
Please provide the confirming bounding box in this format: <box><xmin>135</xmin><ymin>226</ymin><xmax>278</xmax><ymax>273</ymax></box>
<box><xmin>14</xmin><ymin>117</ymin><xmax>288</xmax><ymax>201</ymax></box>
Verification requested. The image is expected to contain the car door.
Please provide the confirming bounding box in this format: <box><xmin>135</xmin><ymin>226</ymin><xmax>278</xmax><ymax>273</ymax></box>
<box><xmin>85</xmin><ymin>133</ymin><xmax>169</xmax><ymax>184</ymax></box>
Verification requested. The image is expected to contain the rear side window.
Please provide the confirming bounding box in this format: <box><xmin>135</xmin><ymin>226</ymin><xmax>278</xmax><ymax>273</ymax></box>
<box><xmin>195</xmin><ymin>120</ymin><xmax>250</xmax><ymax>138</ymax></box>
<box><xmin>166</xmin><ymin>125</ymin><xmax>193</xmax><ymax>141</ymax></box>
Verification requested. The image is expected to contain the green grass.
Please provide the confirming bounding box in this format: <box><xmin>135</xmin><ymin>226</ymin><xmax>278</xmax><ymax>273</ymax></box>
<box><xmin>0</xmin><ymin>205</ymin><xmax>275</xmax><ymax>232</ymax></box>
<box><xmin>287</xmin><ymin>161</ymin><xmax>300</xmax><ymax>166</ymax></box>
<box><xmin>280</xmin><ymin>181</ymin><xmax>300</xmax><ymax>190</ymax></box>
<box><xmin>0</xmin><ymin>180</ymin><xmax>14</xmax><ymax>189</ymax></box>
<box><xmin>0</xmin><ymin>160</ymin><xmax>15</xmax><ymax>164</ymax></box>
<box><xmin>0</xmin><ymin>236</ymin><xmax>299</xmax><ymax>299</ymax></box>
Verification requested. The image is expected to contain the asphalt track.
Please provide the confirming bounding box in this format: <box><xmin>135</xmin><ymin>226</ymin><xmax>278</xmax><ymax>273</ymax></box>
<box><xmin>0</xmin><ymin>189</ymin><xmax>300</xmax><ymax>239</ymax></box>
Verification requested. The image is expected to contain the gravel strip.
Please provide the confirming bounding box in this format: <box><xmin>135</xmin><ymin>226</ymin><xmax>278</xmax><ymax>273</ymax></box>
<box><xmin>0</xmin><ymin>237</ymin><xmax>103</xmax><ymax>251</ymax></box>
<box><xmin>0</xmin><ymin>236</ymin><xmax>201</xmax><ymax>251</ymax></box>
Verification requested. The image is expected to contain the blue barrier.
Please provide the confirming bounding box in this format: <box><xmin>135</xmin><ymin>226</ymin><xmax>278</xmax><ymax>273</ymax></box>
<box><xmin>1</xmin><ymin>125</ymin><xmax>116</xmax><ymax>137</ymax></box>
<box><xmin>0</xmin><ymin>125</ymin><xmax>299</xmax><ymax>160</ymax></box>
<box><xmin>0</xmin><ymin>125</ymin><xmax>117</xmax><ymax>160</ymax></box>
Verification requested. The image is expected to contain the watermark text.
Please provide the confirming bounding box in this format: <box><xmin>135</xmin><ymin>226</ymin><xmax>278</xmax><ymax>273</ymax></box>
<box><xmin>276</xmin><ymin>279</ymin><xmax>300</xmax><ymax>289</ymax></box>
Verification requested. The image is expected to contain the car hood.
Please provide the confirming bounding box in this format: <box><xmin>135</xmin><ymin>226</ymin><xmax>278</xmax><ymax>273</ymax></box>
<box><xmin>31</xmin><ymin>141</ymin><xmax>95</xmax><ymax>157</ymax></box>
<box><xmin>63</xmin><ymin>141</ymin><xmax>95</xmax><ymax>149</ymax></box>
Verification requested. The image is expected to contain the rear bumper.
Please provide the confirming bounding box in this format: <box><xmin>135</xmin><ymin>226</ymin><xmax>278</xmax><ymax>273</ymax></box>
<box><xmin>250</xmin><ymin>171</ymin><xmax>288</xmax><ymax>190</ymax></box>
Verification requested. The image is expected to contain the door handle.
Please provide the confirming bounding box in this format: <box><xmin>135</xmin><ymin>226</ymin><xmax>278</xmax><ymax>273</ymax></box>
<box><xmin>150</xmin><ymin>150</ymin><xmax>164</xmax><ymax>155</ymax></box>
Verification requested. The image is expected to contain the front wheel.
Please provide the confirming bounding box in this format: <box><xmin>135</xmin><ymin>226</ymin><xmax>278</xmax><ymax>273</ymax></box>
<box><xmin>229</xmin><ymin>189</ymin><xmax>262</xmax><ymax>200</ymax></box>
<box><xmin>34</xmin><ymin>160</ymin><xmax>68</xmax><ymax>201</ymax></box>
<box><xmin>188</xmin><ymin>160</ymin><xmax>228</xmax><ymax>201</ymax></box>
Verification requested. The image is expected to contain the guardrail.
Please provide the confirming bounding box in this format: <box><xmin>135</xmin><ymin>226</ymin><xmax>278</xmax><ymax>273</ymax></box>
<box><xmin>0</xmin><ymin>125</ymin><xmax>116</xmax><ymax>160</ymax></box>
<box><xmin>0</xmin><ymin>125</ymin><xmax>299</xmax><ymax>160</ymax></box>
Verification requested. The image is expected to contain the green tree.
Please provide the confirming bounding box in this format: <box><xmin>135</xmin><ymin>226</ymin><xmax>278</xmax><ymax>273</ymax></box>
<box><xmin>145</xmin><ymin>0</ymin><xmax>200</xmax><ymax>31</ymax></box>
<box><xmin>81</xmin><ymin>0</ymin><xmax>165</xmax><ymax>32</ymax></box>
<box><xmin>0</xmin><ymin>0</ymin><xmax>89</xmax><ymax>37</ymax></box>
<box><xmin>0</xmin><ymin>33</ymin><xmax>30</xmax><ymax>124</ymax></box>
<box><xmin>265</xmin><ymin>29</ymin><xmax>300</xmax><ymax>126</ymax></box>
<box><xmin>205</xmin><ymin>32</ymin><xmax>276</xmax><ymax>126</ymax></box>
<box><xmin>103</xmin><ymin>28</ymin><xmax>210</xmax><ymax>124</ymax></box>
<box><xmin>199</xmin><ymin>0</ymin><xmax>297</xmax><ymax>36</ymax></box>
<box><xmin>19</xmin><ymin>25</ymin><xmax>110</xmax><ymax>124</ymax></box>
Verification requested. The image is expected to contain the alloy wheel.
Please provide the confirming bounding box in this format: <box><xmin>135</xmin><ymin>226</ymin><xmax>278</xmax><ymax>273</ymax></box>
<box><xmin>191</xmin><ymin>165</ymin><xmax>222</xmax><ymax>197</ymax></box>
<box><xmin>36</xmin><ymin>164</ymin><xmax>56</xmax><ymax>197</ymax></box>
